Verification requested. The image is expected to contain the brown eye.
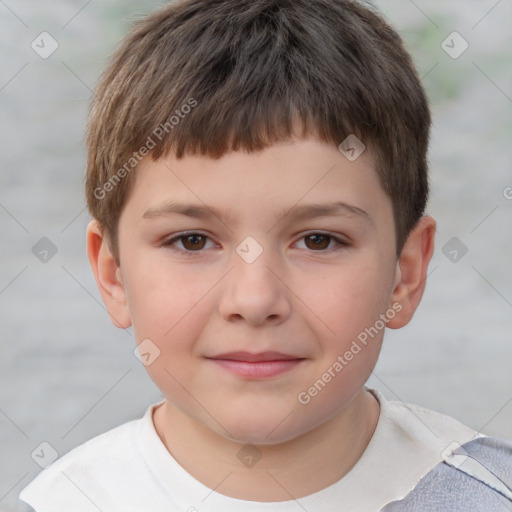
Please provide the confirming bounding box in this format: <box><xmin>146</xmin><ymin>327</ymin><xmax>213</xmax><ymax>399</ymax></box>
<box><xmin>304</xmin><ymin>234</ymin><xmax>331</xmax><ymax>250</ymax></box>
<box><xmin>296</xmin><ymin>232</ymin><xmax>348</xmax><ymax>252</ymax></box>
<box><xmin>163</xmin><ymin>232</ymin><xmax>214</xmax><ymax>254</ymax></box>
<box><xmin>180</xmin><ymin>234</ymin><xmax>207</xmax><ymax>251</ymax></box>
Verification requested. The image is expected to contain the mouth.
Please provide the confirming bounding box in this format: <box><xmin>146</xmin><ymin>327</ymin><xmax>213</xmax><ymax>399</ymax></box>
<box><xmin>205</xmin><ymin>351</ymin><xmax>307</xmax><ymax>379</ymax></box>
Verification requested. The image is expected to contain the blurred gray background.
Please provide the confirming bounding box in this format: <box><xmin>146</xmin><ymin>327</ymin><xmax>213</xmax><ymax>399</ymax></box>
<box><xmin>1</xmin><ymin>1</ymin><xmax>511</xmax><ymax>510</ymax></box>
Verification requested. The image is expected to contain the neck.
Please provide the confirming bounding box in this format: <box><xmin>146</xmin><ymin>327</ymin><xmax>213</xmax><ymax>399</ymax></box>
<box><xmin>153</xmin><ymin>388</ymin><xmax>380</xmax><ymax>502</ymax></box>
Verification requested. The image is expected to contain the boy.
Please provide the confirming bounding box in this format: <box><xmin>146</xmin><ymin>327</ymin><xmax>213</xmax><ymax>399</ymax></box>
<box><xmin>19</xmin><ymin>0</ymin><xmax>512</xmax><ymax>510</ymax></box>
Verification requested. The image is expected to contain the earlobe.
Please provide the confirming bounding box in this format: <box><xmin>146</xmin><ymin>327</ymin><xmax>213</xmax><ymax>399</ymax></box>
<box><xmin>387</xmin><ymin>215</ymin><xmax>436</xmax><ymax>329</ymax></box>
<box><xmin>86</xmin><ymin>220</ymin><xmax>132</xmax><ymax>329</ymax></box>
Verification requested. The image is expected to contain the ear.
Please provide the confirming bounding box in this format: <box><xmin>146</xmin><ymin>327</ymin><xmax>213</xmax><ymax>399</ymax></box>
<box><xmin>86</xmin><ymin>219</ymin><xmax>132</xmax><ymax>329</ymax></box>
<box><xmin>387</xmin><ymin>215</ymin><xmax>436</xmax><ymax>329</ymax></box>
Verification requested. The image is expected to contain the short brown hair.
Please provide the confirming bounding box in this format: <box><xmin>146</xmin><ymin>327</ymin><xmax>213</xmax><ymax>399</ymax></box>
<box><xmin>86</xmin><ymin>0</ymin><xmax>431</xmax><ymax>263</ymax></box>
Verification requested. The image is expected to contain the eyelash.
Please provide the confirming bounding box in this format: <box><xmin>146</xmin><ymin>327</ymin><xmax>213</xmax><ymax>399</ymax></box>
<box><xmin>161</xmin><ymin>231</ymin><xmax>350</xmax><ymax>256</ymax></box>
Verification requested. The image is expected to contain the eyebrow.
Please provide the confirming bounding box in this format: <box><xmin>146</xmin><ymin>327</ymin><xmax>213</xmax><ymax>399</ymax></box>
<box><xmin>142</xmin><ymin>200</ymin><xmax>373</xmax><ymax>225</ymax></box>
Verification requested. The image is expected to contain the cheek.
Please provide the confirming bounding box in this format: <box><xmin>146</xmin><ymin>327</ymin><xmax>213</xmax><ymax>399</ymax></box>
<box><xmin>297</xmin><ymin>257</ymin><xmax>393</xmax><ymax>344</ymax></box>
<box><xmin>128</xmin><ymin>274</ymin><xmax>211</xmax><ymax>398</ymax></box>
<box><xmin>124</xmin><ymin>254</ymin><xmax>212</xmax><ymax>339</ymax></box>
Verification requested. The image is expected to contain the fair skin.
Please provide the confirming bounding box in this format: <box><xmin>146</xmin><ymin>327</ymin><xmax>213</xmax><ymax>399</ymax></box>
<box><xmin>87</xmin><ymin>136</ymin><xmax>436</xmax><ymax>501</ymax></box>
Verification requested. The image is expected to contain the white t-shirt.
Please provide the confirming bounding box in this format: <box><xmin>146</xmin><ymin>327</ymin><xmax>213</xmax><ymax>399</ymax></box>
<box><xmin>19</xmin><ymin>388</ymin><xmax>480</xmax><ymax>512</ymax></box>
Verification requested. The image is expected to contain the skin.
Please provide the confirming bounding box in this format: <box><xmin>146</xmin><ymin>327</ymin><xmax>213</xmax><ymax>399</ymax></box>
<box><xmin>87</xmin><ymin>136</ymin><xmax>436</xmax><ymax>501</ymax></box>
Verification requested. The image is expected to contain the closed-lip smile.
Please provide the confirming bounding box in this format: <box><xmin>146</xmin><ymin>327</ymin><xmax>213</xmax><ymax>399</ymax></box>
<box><xmin>206</xmin><ymin>351</ymin><xmax>306</xmax><ymax>378</ymax></box>
<box><xmin>207</xmin><ymin>351</ymin><xmax>304</xmax><ymax>362</ymax></box>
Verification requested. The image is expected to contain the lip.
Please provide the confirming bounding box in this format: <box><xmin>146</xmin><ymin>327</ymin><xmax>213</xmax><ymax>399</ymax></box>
<box><xmin>206</xmin><ymin>351</ymin><xmax>306</xmax><ymax>378</ymax></box>
<box><xmin>208</xmin><ymin>351</ymin><xmax>301</xmax><ymax>362</ymax></box>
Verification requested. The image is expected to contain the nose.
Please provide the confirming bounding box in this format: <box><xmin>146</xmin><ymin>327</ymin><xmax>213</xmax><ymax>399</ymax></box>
<box><xmin>217</xmin><ymin>242</ymin><xmax>292</xmax><ymax>327</ymax></box>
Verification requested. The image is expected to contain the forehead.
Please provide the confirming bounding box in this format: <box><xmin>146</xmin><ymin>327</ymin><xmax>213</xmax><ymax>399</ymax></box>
<box><xmin>124</xmin><ymin>137</ymin><xmax>392</xmax><ymax>229</ymax></box>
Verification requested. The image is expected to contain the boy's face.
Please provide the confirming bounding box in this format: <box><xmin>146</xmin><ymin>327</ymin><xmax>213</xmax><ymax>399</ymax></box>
<box><xmin>91</xmin><ymin>137</ymin><xmax>425</xmax><ymax>445</ymax></box>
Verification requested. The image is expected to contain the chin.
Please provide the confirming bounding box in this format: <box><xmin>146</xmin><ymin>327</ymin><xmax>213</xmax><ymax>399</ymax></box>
<box><xmin>215</xmin><ymin>407</ymin><xmax>310</xmax><ymax>446</ymax></box>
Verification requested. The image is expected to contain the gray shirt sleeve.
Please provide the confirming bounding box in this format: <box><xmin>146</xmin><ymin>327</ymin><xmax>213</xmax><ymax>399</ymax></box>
<box><xmin>381</xmin><ymin>437</ymin><xmax>512</xmax><ymax>511</ymax></box>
